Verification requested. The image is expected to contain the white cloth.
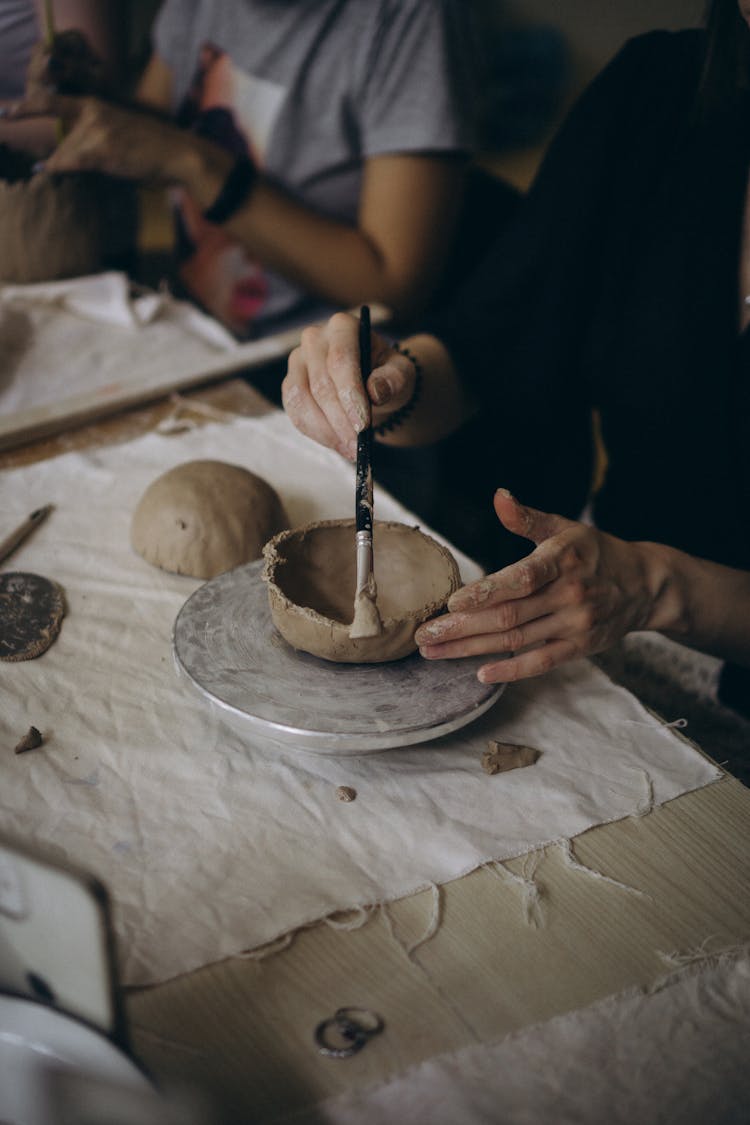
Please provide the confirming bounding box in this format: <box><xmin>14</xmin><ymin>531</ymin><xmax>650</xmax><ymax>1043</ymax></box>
<box><xmin>0</xmin><ymin>272</ymin><xmax>237</xmax><ymax>416</ymax></box>
<box><xmin>0</xmin><ymin>413</ymin><xmax>720</xmax><ymax>985</ymax></box>
<box><xmin>302</xmin><ymin>951</ymin><xmax>750</xmax><ymax>1125</ymax></box>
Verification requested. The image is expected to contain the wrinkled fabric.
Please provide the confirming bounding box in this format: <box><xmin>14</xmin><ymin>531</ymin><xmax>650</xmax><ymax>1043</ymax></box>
<box><xmin>302</xmin><ymin>951</ymin><xmax>750</xmax><ymax>1125</ymax></box>
<box><xmin>0</xmin><ymin>413</ymin><xmax>720</xmax><ymax>985</ymax></box>
<box><xmin>0</xmin><ymin>272</ymin><xmax>236</xmax><ymax>416</ymax></box>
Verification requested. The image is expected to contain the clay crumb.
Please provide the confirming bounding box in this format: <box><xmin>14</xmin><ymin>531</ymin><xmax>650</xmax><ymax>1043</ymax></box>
<box><xmin>481</xmin><ymin>740</ymin><xmax>540</xmax><ymax>775</ymax></box>
<box><xmin>336</xmin><ymin>786</ymin><xmax>357</xmax><ymax>803</ymax></box>
<box><xmin>14</xmin><ymin>726</ymin><xmax>43</xmax><ymax>755</ymax></box>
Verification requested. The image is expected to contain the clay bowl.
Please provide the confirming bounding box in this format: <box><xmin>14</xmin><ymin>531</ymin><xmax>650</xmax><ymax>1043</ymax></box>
<box><xmin>262</xmin><ymin>518</ymin><xmax>461</xmax><ymax>664</ymax></box>
<box><xmin>0</xmin><ymin>145</ymin><xmax>133</xmax><ymax>283</ymax></box>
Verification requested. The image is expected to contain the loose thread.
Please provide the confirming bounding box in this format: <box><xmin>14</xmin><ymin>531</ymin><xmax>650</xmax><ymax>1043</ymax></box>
<box><xmin>380</xmin><ymin>899</ymin><xmax>481</xmax><ymax>1043</ymax></box>
<box><xmin>236</xmin><ymin>931</ymin><xmax>296</xmax><ymax>960</ymax></box>
<box><xmin>406</xmin><ymin>883</ymin><xmax>441</xmax><ymax>954</ymax></box>
<box><xmin>649</xmin><ymin>940</ymin><xmax>750</xmax><ymax>995</ymax></box>
<box><xmin>657</xmin><ymin>934</ymin><xmax>724</xmax><ymax>971</ymax></box>
<box><xmin>485</xmin><ymin>854</ymin><xmax>545</xmax><ymax>929</ymax></box>
<box><xmin>631</xmin><ymin>768</ymin><xmax>655</xmax><ymax>819</ymax></box>
<box><xmin>619</xmin><ymin>716</ymin><xmax>688</xmax><ymax>730</ymax></box>
<box><xmin>323</xmin><ymin>905</ymin><xmax>374</xmax><ymax>932</ymax></box>
<box><xmin>558</xmin><ymin>838</ymin><xmax>649</xmax><ymax>899</ymax></box>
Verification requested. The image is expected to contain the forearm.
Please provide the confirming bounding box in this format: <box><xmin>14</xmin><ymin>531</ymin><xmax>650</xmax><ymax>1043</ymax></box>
<box><xmin>642</xmin><ymin>543</ymin><xmax>750</xmax><ymax>666</ymax></box>
<box><xmin>373</xmin><ymin>334</ymin><xmax>476</xmax><ymax>448</ymax></box>
<box><xmin>180</xmin><ymin>170</ymin><xmax>438</xmax><ymax>319</ymax></box>
<box><xmin>181</xmin><ymin>149</ymin><xmax>465</xmax><ymax>321</ymax></box>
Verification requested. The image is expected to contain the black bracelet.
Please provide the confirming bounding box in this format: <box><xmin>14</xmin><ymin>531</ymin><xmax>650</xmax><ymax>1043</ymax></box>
<box><xmin>373</xmin><ymin>344</ymin><xmax>423</xmax><ymax>436</ymax></box>
<box><xmin>202</xmin><ymin>155</ymin><xmax>257</xmax><ymax>225</ymax></box>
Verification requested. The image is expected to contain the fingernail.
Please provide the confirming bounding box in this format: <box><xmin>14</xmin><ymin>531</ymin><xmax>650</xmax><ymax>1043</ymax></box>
<box><xmin>416</xmin><ymin>620</ymin><xmax>447</xmax><ymax>642</ymax></box>
<box><xmin>495</xmin><ymin>487</ymin><xmax>514</xmax><ymax>499</ymax></box>
<box><xmin>370</xmin><ymin>375</ymin><xmax>391</xmax><ymax>406</ymax></box>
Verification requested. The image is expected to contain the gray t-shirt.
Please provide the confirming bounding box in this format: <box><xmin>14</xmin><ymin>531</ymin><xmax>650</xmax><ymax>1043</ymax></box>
<box><xmin>153</xmin><ymin>0</ymin><xmax>476</xmax><ymax>335</ymax></box>
<box><xmin>0</xmin><ymin>0</ymin><xmax>39</xmax><ymax>100</ymax></box>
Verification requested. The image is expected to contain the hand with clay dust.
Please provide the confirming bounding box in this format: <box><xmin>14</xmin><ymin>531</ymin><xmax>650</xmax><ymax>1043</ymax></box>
<box><xmin>415</xmin><ymin>489</ymin><xmax>664</xmax><ymax>684</ymax></box>
<box><xmin>283</xmin><ymin>312</ymin><xmax>418</xmax><ymax>460</ymax></box>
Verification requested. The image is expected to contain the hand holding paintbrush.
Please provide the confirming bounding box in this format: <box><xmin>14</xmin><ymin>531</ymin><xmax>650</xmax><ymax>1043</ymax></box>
<box><xmin>349</xmin><ymin>306</ymin><xmax>383</xmax><ymax>639</ymax></box>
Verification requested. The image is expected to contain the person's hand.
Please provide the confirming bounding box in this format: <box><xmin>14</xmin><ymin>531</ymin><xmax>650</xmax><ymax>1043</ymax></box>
<box><xmin>282</xmin><ymin>312</ymin><xmax>418</xmax><ymax>460</ymax></box>
<box><xmin>26</xmin><ymin>30</ymin><xmax>108</xmax><ymax>99</ymax></box>
<box><xmin>5</xmin><ymin>88</ymin><xmax>228</xmax><ymax>190</ymax></box>
<box><xmin>415</xmin><ymin>489</ymin><xmax>661</xmax><ymax>683</ymax></box>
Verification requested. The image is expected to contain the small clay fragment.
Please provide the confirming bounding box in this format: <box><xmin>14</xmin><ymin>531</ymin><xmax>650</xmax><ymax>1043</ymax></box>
<box><xmin>14</xmin><ymin>726</ymin><xmax>43</xmax><ymax>755</ymax></box>
<box><xmin>481</xmin><ymin>740</ymin><xmax>540</xmax><ymax>775</ymax></box>
<box><xmin>336</xmin><ymin>786</ymin><xmax>357</xmax><ymax>803</ymax></box>
<box><xmin>0</xmin><ymin>572</ymin><xmax>65</xmax><ymax>661</ymax></box>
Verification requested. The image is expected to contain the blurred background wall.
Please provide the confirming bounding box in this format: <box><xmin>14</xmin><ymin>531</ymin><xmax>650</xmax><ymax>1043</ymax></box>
<box><xmin>471</xmin><ymin>0</ymin><xmax>706</xmax><ymax>184</ymax></box>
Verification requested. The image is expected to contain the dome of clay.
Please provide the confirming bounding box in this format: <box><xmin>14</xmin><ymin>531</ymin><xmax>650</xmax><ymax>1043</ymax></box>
<box><xmin>132</xmin><ymin>460</ymin><xmax>288</xmax><ymax>579</ymax></box>
<box><xmin>262</xmin><ymin>518</ymin><xmax>461</xmax><ymax>664</ymax></box>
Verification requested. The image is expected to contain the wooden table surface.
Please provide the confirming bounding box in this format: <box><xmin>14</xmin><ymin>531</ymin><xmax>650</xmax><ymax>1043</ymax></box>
<box><xmin>3</xmin><ymin>381</ymin><xmax>750</xmax><ymax>1125</ymax></box>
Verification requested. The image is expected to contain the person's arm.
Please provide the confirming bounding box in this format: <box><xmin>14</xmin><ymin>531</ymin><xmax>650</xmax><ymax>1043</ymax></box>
<box><xmin>0</xmin><ymin>1</ymin><xmax>124</xmax><ymax>154</ymax></box>
<box><xmin>134</xmin><ymin>53</ymin><xmax>173</xmax><ymax>111</ymax></box>
<box><xmin>9</xmin><ymin>85</ymin><xmax>465</xmax><ymax>320</ymax></box>
<box><xmin>414</xmin><ymin>490</ymin><xmax>750</xmax><ymax>682</ymax></box>
<box><xmin>282</xmin><ymin>312</ymin><xmax>474</xmax><ymax>460</ymax></box>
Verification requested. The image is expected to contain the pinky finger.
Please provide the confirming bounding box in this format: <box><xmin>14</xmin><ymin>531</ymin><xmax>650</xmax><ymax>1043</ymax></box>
<box><xmin>477</xmin><ymin>640</ymin><xmax>581</xmax><ymax>684</ymax></box>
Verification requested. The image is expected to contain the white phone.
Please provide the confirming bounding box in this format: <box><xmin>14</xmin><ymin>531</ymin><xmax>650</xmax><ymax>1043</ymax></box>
<box><xmin>0</xmin><ymin>832</ymin><xmax>127</xmax><ymax>1047</ymax></box>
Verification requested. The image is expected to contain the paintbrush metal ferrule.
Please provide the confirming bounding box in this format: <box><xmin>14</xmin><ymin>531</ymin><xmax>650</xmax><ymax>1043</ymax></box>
<box><xmin>355</xmin><ymin>529</ymin><xmax>373</xmax><ymax>594</ymax></box>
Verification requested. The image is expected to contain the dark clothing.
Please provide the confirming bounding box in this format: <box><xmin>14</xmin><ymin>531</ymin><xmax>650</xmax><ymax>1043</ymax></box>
<box><xmin>426</xmin><ymin>30</ymin><xmax>750</xmax><ymax>715</ymax></box>
<box><xmin>432</xmin><ymin>29</ymin><xmax>749</xmax><ymax>566</ymax></box>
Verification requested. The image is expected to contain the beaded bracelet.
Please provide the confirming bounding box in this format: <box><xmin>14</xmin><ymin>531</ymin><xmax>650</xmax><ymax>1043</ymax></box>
<box><xmin>373</xmin><ymin>344</ymin><xmax>423</xmax><ymax>436</ymax></box>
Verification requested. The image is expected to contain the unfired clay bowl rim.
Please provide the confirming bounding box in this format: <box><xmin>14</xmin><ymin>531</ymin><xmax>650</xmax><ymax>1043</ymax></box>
<box><xmin>261</xmin><ymin>517</ymin><xmax>461</xmax><ymax>663</ymax></box>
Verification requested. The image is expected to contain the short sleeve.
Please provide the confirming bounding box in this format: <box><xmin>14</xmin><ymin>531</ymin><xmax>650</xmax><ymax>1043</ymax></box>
<box><xmin>151</xmin><ymin>0</ymin><xmax>200</xmax><ymax>110</ymax></box>
<box><xmin>358</xmin><ymin>0</ymin><xmax>476</xmax><ymax>157</ymax></box>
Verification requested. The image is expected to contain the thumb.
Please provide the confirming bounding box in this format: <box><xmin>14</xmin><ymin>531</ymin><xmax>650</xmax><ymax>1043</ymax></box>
<box><xmin>494</xmin><ymin>488</ymin><xmax>574</xmax><ymax>546</ymax></box>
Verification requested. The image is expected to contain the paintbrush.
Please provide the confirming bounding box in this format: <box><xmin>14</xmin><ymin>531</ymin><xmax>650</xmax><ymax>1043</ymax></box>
<box><xmin>349</xmin><ymin>305</ymin><xmax>382</xmax><ymax>639</ymax></box>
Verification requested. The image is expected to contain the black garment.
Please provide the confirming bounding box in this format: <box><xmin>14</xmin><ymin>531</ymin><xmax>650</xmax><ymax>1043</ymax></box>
<box><xmin>426</xmin><ymin>30</ymin><xmax>750</xmax><ymax>716</ymax></box>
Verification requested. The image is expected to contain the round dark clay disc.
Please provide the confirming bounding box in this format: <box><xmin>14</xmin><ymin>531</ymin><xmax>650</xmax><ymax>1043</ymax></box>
<box><xmin>0</xmin><ymin>572</ymin><xmax>65</xmax><ymax>662</ymax></box>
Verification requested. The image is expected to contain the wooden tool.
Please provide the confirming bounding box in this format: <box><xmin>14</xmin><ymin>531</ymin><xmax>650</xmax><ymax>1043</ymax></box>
<box><xmin>0</xmin><ymin>305</ymin><xmax>391</xmax><ymax>454</ymax></box>
<box><xmin>349</xmin><ymin>306</ymin><xmax>382</xmax><ymax>639</ymax></box>
<box><xmin>0</xmin><ymin>505</ymin><xmax>53</xmax><ymax>565</ymax></box>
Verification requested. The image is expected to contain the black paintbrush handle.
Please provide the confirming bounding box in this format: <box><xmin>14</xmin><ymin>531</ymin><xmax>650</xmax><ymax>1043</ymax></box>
<box><xmin>355</xmin><ymin>306</ymin><xmax>373</xmax><ymax>535</ymax></box>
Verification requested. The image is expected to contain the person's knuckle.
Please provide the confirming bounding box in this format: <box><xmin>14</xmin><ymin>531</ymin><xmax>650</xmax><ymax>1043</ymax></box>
<box><xmin>329</xmin><ymin>311</ymin><xmax>355</xmax><ymax>332</ymax></box>
<box><xmin>535</xmin><ymin>648</ymin><xmax>557</xmax><ymax>674</ymax></box>
<box><xmin>560</xmin><ymin>542</ymin><xmax>584</xmax><ymax>572</ymax></box>
<box><xmin>513</xmin><ymin>562</ymin><xmax>536</xmax><ymax>596</ymax></box>
<box><xmin>491</xmin><ymin>601</ymin><xmax>518</xmax><ymax>632</ymax></box>
<box><xmin>300</xmin><ymin>325</ymin><xmax>320</xmax><ymax>350</ymax></box>
<box><xmin>566</xmin><ymin>578</ymin><xmax>587</xmax><ymax>607</ymax></box>
<box><xmin>501</xmin><ymin>626</ymin><xmax>525</xmax><ymax>652</ymax></box>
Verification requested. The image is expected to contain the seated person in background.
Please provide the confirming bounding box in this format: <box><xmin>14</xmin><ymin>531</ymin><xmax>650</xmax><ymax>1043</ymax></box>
<box><xmin>11</xmin><ymin>0</ymin><xmax>497</xmax><ymax>340</ymax></box>
<box><xmin>0</xmin><ymin>0</ymin><xmax>123</xmax><ymax>155</ymax></box>
<box><xmin>280</xmin><ymin>0</ymin><xmax>750</xmax><ymax>718</ymax></box>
